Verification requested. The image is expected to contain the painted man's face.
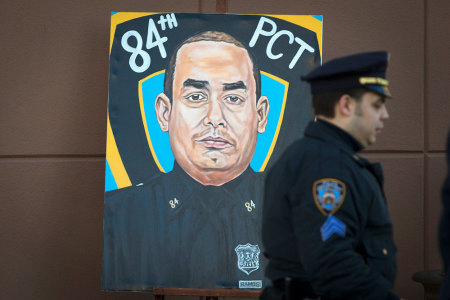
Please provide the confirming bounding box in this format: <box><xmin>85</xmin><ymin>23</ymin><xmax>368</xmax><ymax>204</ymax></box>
<box><xmin>156</xmin><ymin>40</ymin><xmax>269</xmax><ymax>186</ymax></box>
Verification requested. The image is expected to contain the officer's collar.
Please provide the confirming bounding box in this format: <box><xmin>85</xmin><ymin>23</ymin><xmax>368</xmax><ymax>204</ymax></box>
<box><xmin>323</xmin><ymin>119</ymin><xmax>363</xmax><ymax>151</ymax></box>
<box><xmin>306</xmin><ymin>119</ymin><xmax>364</xmax><ymax>154</ymax></box>
<box><xmin>306</xmin><ymin>119</ymin><xmax>376</xmax><ymax>169</ymax></box>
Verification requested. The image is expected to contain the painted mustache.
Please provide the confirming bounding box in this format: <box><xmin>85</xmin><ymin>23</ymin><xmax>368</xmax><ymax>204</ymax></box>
<box><xmin>194</xmin><ymin>128</ymin><xmax>235</xmax><ymax>149</ymax></box>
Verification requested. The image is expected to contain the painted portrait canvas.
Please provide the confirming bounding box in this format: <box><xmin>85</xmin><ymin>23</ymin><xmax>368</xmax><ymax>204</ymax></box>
<box><xmin>103</xmin><ymin>12</ymin><xmax>322</xmax><ymax>291</ymax></box>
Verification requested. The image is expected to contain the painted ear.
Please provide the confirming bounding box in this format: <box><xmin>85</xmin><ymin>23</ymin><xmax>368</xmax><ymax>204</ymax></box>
<box><xmin>256</xmin><ymin>96</ymin><xmax>270</xmax><ymax>133</ymax></box>
<box><xmin>155</xmin><ymin>93</ymin><xmax>172</xmax><ymax>132</ymax></box>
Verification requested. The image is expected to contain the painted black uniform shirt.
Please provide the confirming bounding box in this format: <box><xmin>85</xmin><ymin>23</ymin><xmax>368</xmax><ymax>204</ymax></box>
<box><xmin>262</xmin><ymin>120</ymin><xmax>399</xmax><ymax>300</ymax></box>
<box><xmin>102</xmin><ymin>163</ymin><xmax>267</xmax><ymax>290</ymax></box>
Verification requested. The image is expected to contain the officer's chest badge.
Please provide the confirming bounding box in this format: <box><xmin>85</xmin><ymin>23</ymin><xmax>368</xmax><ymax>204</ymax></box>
<box><xmin>313</xmin><ymin>178</ymin><xmax>346</xmax><ymax>215</ymax></box>
<box><xmin>235</xmin><ymin>243</ymin><xmax>260</xmax><ymax>275</ymax></box>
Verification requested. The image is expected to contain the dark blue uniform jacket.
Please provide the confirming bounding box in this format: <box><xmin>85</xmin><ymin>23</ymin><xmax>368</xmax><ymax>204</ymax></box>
<box><xmin>262</xmin><ymin>120</ymin><xmax>399</xmax><ymax>299</ymax></box>
<box><xmin>439</xmin><ymin>130</ymin><xmax>450</xmax><ymax>300</ymax></box>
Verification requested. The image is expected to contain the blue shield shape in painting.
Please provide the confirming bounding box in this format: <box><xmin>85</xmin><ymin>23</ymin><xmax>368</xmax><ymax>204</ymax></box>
<box><xmin>235</xmin><ymin>243</ymin><xmax>260</xmax><ymax>275</ymax></box>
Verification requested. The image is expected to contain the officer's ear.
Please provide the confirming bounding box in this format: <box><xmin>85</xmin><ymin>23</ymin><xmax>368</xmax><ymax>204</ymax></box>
<box><xmin>337</xmin><ymin>94</ymin><xmax>356</xmax><ymax>118</ymax></box>
<box><xmin>155</xmin><ymin>93</ymin><xmax>172</xmax><ymax>132</ymax></box>
<box><xmin>256</xmin><ymin>96</ymin><xmax>270</xmax><ymax>133</ymax></box>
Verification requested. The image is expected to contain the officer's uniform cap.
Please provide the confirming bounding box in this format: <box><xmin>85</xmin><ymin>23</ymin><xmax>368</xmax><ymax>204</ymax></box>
<box><xmin>301</xmin><ymin>51</ymin><xmax>391</xmax><ymax>98</ymax></box>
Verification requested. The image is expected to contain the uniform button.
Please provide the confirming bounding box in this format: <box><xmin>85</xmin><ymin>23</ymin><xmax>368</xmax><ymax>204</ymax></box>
<box><xmin>382</xmin><ymin>248</ymin><xmax>388</xmax><ymax>255</ymax></box>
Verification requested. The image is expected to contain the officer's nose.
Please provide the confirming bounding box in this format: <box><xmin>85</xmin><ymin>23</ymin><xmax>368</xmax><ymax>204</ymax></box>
<box><xmin>203</xmin><ymin>96</ymin><xmax>225</xmax><ymax>128</ymax></box>
<box><xmin>381</xmin><ymin>104</ymin><xmax>389</xmax><ymax>121</ymax></box>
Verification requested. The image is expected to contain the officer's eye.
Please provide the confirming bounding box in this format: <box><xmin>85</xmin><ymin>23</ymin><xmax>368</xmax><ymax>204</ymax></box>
<box><xmin>372</xmin><ymin>97</ymin><xmax>386</xmax><ymax>110</ymax></box>
<box><xmin>186</xmin><ymin>93</ymin><xmax>207</xmax><ymax>102</ymax></box>
<box><xmin>372</xmin><ymin>101</ymin><xmax>383</xmax><ymax>110</ymax></box>
<box><xmin>224</xmin><ymin>95</ymin><xmax>244</xmax><ymax>104</ymax></box>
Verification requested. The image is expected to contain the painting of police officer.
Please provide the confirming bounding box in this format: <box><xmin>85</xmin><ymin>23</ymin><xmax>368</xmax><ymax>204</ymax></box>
<box><xmin>103</xmin><ymin>13</ymin><xmax>322</xmax><ymax>290</ymax></box>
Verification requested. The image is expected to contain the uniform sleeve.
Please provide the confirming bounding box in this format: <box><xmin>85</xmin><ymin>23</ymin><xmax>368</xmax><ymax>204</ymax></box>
<box><xmin>288</xmin><ymin>172</ymin><xmax>399</xmax><ymax>300</ymax></box>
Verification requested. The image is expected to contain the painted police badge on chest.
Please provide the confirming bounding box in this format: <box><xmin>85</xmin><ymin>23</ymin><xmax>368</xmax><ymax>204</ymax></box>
<box><xmin>235</xmin><ymin>243</ymin><xmax>260</xmax><ymax>275</ymax></box>
<box><xmin>313</xmin><ymin>178</ymin><xmax>347</xmax><ymax>241</ymax></box>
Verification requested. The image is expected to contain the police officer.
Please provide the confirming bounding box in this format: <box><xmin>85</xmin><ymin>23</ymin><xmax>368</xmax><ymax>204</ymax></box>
<box><xmin>439</xmin><ymin>130</ymin><xmax>450</xmax><ymax>300</ymax></box>
<box><xmin>261</xmin><ymin>51</ymin><xmax>400</xmax><ymax>299</ymax></box>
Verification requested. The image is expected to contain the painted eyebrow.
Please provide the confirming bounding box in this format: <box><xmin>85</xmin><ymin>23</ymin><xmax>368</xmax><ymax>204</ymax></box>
<box><xmin>183</xmin><ymin>79</ymin><xmax>209</xmax><ymax>89</ymax></box>
<box><xmin>223</xmin><ymin>81</ymin><xmax>246</xmax><ymax>91</ymax></box>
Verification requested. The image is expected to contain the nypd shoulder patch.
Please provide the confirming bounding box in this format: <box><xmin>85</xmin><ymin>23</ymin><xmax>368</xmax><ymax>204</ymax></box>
<box><xmin>313</xmin><ymin>178</ymin><xmax>346</xmax><ymax>215</ymax></box>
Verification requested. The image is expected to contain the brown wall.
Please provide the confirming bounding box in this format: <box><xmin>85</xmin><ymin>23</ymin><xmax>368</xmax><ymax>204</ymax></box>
<box><xmin>1</xmin><ymin>0</ymin><xmax>449</xmax><ymax>299</ymax></box>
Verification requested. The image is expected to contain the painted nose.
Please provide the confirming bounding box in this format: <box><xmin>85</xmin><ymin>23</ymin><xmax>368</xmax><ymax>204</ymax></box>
<box><xmin>203</xmin><ymin>97</ymin><xmax>225</xmax><ymax>128</ymax></box>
